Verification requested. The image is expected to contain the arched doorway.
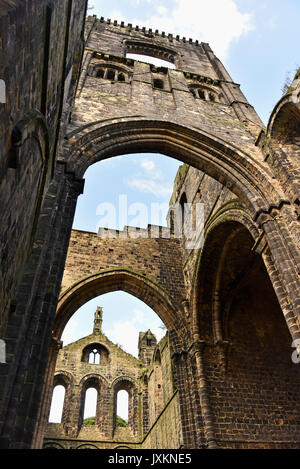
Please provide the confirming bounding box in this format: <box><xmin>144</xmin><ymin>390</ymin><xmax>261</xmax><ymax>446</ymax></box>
<box><xmin>194</xmin><ymin>219</ymin><xmax>300</xmax><ymax>448</ymax></box>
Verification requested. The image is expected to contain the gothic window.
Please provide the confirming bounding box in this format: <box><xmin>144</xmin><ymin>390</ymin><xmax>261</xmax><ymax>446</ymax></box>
<box><xmin>114</xmin><ymin>380</ymin><xmax>136</xmax><ymax>435</ymax></box>
<box><xmin>189</xmin><ymin>85</ymin><xmax>219</xmax><ymax>103</ymax></box>
<box><xmin>117</xmin><ymin>73</ymin><xmax>125</xmax><ymax>82</ymax></box>
<box><xmin>198</xmin><ymin>89</ymin><xmax>206</xmax><ymax>100</ymax></box>
<box><xmin>180</xmin><ymin>192</ymin><xmax>187</xmax><ymax>223</ymax></box>
<box><xmin>154</xmin><ymin>351</ymin><xmax>164</xmax><ymax>417</ymax></box>
<box><xmin>81</xmin><ymin>343</ymin><xmax>110</xmax><ymax>364</ymax></box>
<box><xmin>107</xmin><ymin>69</ymin><xmax>116</xmax><ymax>81</ymax></box>
<box><xmin>83</xmin><ymin>387</ymin><xmax>98</xmax><ymax>423</ymax></box>
<box><xmin>96</xmin><ymin>68</ymin><xmax>105</xmax><ymax>78</ymax></box>
<box><xmin>49</xmin><ymin>385</ymin><xmax>66</xmax><ymax>423</ymax></box>
<box><xmin>89</xmin><ymin>349</ymin><xmax>101</xmax><ymax>364</ymax></box>
<box><xmin>116</xmin><ymin>390</ymin><xmax>129</xmax><ymax>427</ymax></box>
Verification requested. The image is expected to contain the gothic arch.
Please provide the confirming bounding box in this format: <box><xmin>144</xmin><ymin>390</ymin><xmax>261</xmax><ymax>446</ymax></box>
<box><xmin>79</xmin><ymin>373</ymin><xmax>109</xmax><ymax>388</ymax></box>
<box><xmin>78</xmin><ymin>374</ymin><xmax>104</xmax><ymax>429</ymax></box>
<box><xmin>263</xmin><ymin>74</ymin><xmax>300</xmax><ymax>208</ymax></box>
<box><xmin>81</xmin><ymin>343</ymin><xmax>110</xmax><ymax>365</ymax></box>
<box><xmin>113</xmin><ymin>377</ymin><xmax>137</xmax><ymax>435</ymax></box>
<box><xmin>192</xmin><ymin>213</ymin><xmax>295</xmax><ymax>344</ymax></box>
<box><xmin>191</xmin><ymin>217</ymin><xmax>300</xmax><ymax>444</ymax></box>
<box><xmin>61</xmin><ymin>119</ymin><xmax>299</xmax><ymax>337</ymax></box>
<box><xmin>55</xmin><ymin>269</ymin><xmax>187</xmax><ymax>348</ymax></box>
<box><xmin>63</xmin><ymin>118</ymin><xmax>285</xmax><ymax>219</ymax></box>
<box><xmin>190</xmin><ymin>202</ymin><xmax>299</xmax><ymax>346</ymax></box>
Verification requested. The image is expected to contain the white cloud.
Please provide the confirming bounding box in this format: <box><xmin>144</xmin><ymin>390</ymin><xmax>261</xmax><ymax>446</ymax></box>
<box><xmin>140</xmin><ymin>157</ymin><xmax>163</xmax><ymax>180</ymax></box>
<box><xmin>130</xmin><ymin>0</ymin><xmax>254</xmax><ymax>61</ymax></box>
<box><xmin>141</xmin><ymin>159</ymin><xmax>156</xmax><ymax>172</ymax></box>
<box><xmin>127</xmin><ymin>178</ymin><xmax>172</xmax><ymax>198</ymax></box>
<box><xmin>126</xmin><ymin>157</ymin><xmax>172</xmax><ymax>199</ymax></box>
<box><xmin>105</xmin><ymin>309</ymin><xmax>165</xmax><ymax>357</ymax></box>
<box><xmin>134</xmin><ymin>309</ymin><xmax>144</xmax><ymax>323</ymax></box>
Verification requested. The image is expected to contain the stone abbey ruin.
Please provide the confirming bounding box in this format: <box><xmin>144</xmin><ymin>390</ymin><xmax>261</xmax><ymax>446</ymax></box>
<box><xmin>0</xmin><ymin>0</ymin><xmax>299</xmax><ymax>449</ymax></box>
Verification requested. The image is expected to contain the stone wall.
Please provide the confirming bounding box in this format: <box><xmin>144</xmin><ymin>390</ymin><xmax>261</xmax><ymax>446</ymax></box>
<box><xmin>44</xmin><ymin>315</ymin><xmax>183</xmax><ymax>449</ymax></box>
<box><xmin>0</xmin><ymin>0</ymin><xmax>86</xmax><ymax>334</ymax></box>
<box><xmin>0</xmin><ymin>0</ymin><xmax>87</xmax><ymax>449</ymax></box>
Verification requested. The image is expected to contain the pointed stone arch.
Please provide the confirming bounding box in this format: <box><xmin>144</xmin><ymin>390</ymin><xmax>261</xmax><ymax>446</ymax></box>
<box><xmin>55</xmin><ymin>268</ymin><xmax>187</xmax><ymax>348</ymax></box>
<box><xmin>64</xmin><ymin>118</ymin><xmax>285</xmax><ymax>219</ymax></box>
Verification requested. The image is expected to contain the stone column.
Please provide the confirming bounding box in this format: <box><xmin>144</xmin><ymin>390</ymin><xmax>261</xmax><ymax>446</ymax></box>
<box><xmin>258</xmin><ymin>211</ymin><xmax>300</xmax><ymax>341</ymax></box>
<box><xmin>171</xmin><ymin>350</ymin><xmax>198</xmax><ymax>449</ymax></box>
<box><xmin>190</xmin><ymin>341</ymin><xmax>217</xmax><ymax>449</ymax></box>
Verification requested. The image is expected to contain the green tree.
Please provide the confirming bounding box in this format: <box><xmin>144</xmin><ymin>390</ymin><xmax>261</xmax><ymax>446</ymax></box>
<box><xmin>83</xmin><ymin>416</ymin><xmax>96</xmax><ymax>425</ymax></box>
<box><xmin>116</xmin><ymin>416</ymin><xmax>128</xmax><ymax>427</ymax></box>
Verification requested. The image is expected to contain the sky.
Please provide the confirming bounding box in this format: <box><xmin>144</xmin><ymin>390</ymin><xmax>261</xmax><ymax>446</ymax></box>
<box><xmin>53</xmin><ymin>1</ymin><xmax>300</xmax><ymax>419</ymax></box>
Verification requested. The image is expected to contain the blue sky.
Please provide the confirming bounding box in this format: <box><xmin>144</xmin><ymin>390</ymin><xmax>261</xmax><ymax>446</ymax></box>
<box><xmin>64</xmin><ymin>0</ymin><xmax>300</xmax><ymax>357</ymax></box>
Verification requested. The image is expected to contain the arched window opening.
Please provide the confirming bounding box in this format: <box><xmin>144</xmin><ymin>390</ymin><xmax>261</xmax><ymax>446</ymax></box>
<box><xmin>209</xmin><ymin>92</ymin><xmax>216</xmax><ymax>102</ymax></box>
<box><xmin>126</xmin><ymin>52</ymin><xmax>176</xmax><ymax>69</ymax></box>
<box><xmin>118</xmin><ymin>73</ymin><xmax>125</xmax><ymax>82</ymax></box>
<box><xmin>116</xmin><ymin>390</ymin><xmax>129</xmax><ymax>427</ymax></box>
<box><xmin>81</xmin><ymin>344</ymin><xmax>109</xmax><ymax>364</ymax></box>
<box><xmin>198</xmin><ymin>89</ymin><xmax>206</xmax><ymax>100</ymax></box>
<box><xmin>190</xmin><ymin>88</ymin><xmax>196</xmax><ymax>98</ymax></box>
<box><xmin>96</xmin><ymin>68</ymin><xmax>105</xmax><ymax>78</ymax></box>
<box><xmin>49</xmin><ymin>385</ymin><xmax>66</xmax><ymax>423</ymax></box>
<box><xmin>114</xmin><ymin>380</ymin><xmax>136</xmax><ymax>435</ymax></box>
<box><xmin>83</xmin><ymin>387</ymin><xmax>98</xmax><ymax>425</ymax></box>
<box><xmin>107</xmin><ymin>69</ymin><xmax>115</xmax><ymax>81</ymax></box>
<box><xmin>89</xmin><ymin>349</ymin><xmax>101</xmax><ymax>364</ymax></box>
<box><xmin>153</xmin><ymin>78</ymin><xmax>164</xmax><ymax>90</ymax></box>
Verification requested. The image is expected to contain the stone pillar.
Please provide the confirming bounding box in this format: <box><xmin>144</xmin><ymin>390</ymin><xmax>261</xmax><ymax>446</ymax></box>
<box><xmin>142</xmin><ymin>378</ymin><xmax>150</xmax><ymax>435</ymax></box>
<box><xmin>171</xmin><ymin>350</ymin><xmax>198</xmax><ymax>449</ymax></box>
<box><xmin>190</xmin><ymin>341</ymin><xmax>217</xmax><ymax>449</ymax></box>
<box><xmin>258</xmin><ymin>212</ymin><xmax>300</xmax><ymax>341</ymax></box>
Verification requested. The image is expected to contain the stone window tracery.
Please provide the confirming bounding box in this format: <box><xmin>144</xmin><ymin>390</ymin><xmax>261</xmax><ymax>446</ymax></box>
<box><xmin>188</xmin><ymin>84</ymin><xmax>220</xmax><ymax>103</ymax></box>
<box><xmin>89</xmin><ymin>349</ymin><xmax>101</xmax><ymax>364</ymax></box>
<box><xmin>81</xmin><ymin>343</ymin><xmax>110</xmax><ymax>364</ymax></box>
<box><xmin>88</xmin><ymin>63</ymin><xmax>131</xmax><ymax>83</ymax></box>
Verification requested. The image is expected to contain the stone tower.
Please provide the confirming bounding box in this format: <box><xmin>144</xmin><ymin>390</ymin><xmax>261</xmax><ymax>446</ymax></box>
<box><xmin>138</xmin><ymin>330</ymin><xmax>157</xmax><ymax>365</ymax></box>
<box><xmin>93</xmin><ymin>306</ymin><xmax>103</xmax><ymax>335</ymax></box>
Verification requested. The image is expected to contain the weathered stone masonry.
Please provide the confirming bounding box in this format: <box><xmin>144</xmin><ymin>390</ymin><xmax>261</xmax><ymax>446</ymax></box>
<box><xmin>44</xmin><ymin>309</ymin><xmax>183</xmax><ymax>449</ymax></box>
<box><xmin>0</xmin><ymin>4</ymin><xmax>299</xmax><ymax>449</ymax></box>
